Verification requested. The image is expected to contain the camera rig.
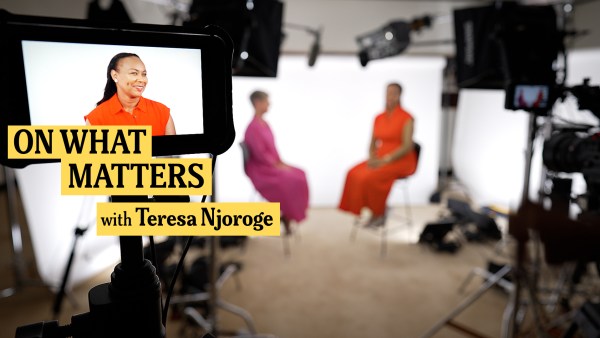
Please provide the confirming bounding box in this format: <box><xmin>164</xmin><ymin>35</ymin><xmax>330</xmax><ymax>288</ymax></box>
<box><xmin>0</xmin><ymin>10</ymin><xmax>236</xmax><ymax>338</ymax></box>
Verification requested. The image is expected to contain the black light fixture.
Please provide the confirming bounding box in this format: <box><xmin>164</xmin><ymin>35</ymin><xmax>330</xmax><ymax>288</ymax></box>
<box><xmin>184</xmin><ymin>0</ymin><xmax>284</xmax><ymax>77</ymax></box>
<box><xmin>356</xmin><ymin>15</ymin><xmax>432</xmax><ymax>67</ymax></box>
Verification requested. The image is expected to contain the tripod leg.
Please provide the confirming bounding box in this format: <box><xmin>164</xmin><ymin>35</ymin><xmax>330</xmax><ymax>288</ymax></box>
<box><xmin>217</xmin><ymin>299</ymin><xmax>257</xmax><ymax>335</ymax></box>
<box><xmin>53</xmin><ymin>228</ymin><xmax>86</xmax><ymax>317</ymax></box>
<box><xmin>183</xmin><ymin>307</ymin><xmax>213</xmax><ymax>333</ymax></box>
<box><xmin>52</xmin><ymin>238</ymin><xmax>77</xmax><ymax>317</ymax></box>
<box><xmin>1</xmin><ymin>167</ymin><xmax>26</xmax><ymax>296</ymax></box>
<box><xmin>420</xmin><ymin>265</ymin><xmax>512</xmax><ymax>338</ymax></box>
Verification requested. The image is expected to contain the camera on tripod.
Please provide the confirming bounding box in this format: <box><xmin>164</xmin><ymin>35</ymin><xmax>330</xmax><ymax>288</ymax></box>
<box><xmin>488</xmin><ymin>2</ymin><xmax>600</xmax><ymax>219</ymax></box>
<box><xmin>509</xmin><ymin>79</ymin><xmax>600</xmax><ymax>218</ymax></box>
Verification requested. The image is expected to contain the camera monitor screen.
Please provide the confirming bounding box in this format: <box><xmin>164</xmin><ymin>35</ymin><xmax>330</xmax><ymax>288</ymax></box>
<box><xmin>0</xmin><ymin>11</ymin><xmax>235</xmax><ymax>167</ymax></box>
<box><xmin>513</xmin><ymin>85</ymin><xmax>550</xmax><ymax>109</ymax></box>
<box><xmin>505</xmin><ymin>83</ymin><xmax>554</xmax><ymax>113</ymax></box>
<box><xmin>22</xmin><ymin>41</ymin><xmax>204</xmax><ymax>135</ymax></box>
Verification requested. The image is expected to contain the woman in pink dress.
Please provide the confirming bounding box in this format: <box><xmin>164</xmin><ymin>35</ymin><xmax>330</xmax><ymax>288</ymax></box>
<box><xmin>244</xmin><ymin>91</ymin><xmax>309</xmax><ymax>233</ymax></box>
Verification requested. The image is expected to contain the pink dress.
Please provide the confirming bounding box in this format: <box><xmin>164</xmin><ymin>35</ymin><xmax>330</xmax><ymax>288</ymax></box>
<box><xmin>244</xmin><ymin>117</ymin><xmax>309</xmax><ymax>222</ymax></box>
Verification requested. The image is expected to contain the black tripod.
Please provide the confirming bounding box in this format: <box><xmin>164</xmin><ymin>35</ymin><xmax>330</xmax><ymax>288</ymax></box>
<box><xmin>420</xmin><ymin>112</ymin><xmax>545</xmax><ymax>338</ymax></box>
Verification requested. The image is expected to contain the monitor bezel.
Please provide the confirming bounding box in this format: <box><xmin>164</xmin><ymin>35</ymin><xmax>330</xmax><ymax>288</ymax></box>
<box><xmin>0</xmin><ymin>11</ymin><xmax>235</xmax><ymax>168</ymax></box>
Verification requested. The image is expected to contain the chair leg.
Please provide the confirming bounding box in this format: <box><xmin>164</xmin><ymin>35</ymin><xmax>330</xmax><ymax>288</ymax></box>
<box><xmin>281</xmin><ymin>217</ymin><xmax>291</xmax><ymax>258</ymax></box>
<box><xmin>380</xmin><ymin>225</ymin><xmax>388</xmax><ymax>258</ymax></box>
<box><xmin>403</xmin><ymin>182</ymin><xmax>413</xmax><ymax>226</ymax></box>
<box><xmin>350</xmin><ymin>218</ymin><xmax>360</xmax><ymax>242</ymax></box>
<box><xmin>282</xmin><ymin>235</ymin><xmax>291</xmax><ymax>258</ymax></box>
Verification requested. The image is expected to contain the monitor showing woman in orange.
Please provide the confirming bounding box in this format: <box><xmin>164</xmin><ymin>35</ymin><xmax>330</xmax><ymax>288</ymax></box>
<box><xmin>85</xmin><ymin>53</ymin><xmax>176</xmax><ymax>136</ymax></box>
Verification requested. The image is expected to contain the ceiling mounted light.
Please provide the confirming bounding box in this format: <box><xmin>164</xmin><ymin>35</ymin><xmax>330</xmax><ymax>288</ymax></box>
<box><xmin>356</xmin><ymin>15</ymin><xmax>432</xmax><ymax>67</ymax></box>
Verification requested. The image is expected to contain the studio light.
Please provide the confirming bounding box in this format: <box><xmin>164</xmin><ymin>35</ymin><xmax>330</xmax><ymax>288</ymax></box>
<box><xmin>356</xmin><ymin>15</ymin><xmax>432</xmax><ymax>67</ymax></box>
<box><xmin>184</xmin><ymin>0</ymin><xmax>284</xmax><ymax>77</ymax></box>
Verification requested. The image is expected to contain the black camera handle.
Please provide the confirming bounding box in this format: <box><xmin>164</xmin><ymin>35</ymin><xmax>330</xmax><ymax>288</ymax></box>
<box><xmin>16</xmin><ymin>196</ymin><xmax>167</xmax><ymax>338</ymax></box>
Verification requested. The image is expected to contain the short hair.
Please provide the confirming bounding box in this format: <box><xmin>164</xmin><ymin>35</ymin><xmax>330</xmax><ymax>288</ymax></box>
<box><xmin>250</xmin><ymin>90</ymin><xmax>268</xmax><ymax>106</ymax></box>
<box><xmin>387</xmin><ymin>82</ymin><xmax>403</xmax><ymax>94</ymax></box>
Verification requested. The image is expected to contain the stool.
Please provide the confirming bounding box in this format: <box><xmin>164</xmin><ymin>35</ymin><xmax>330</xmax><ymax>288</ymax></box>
<box><xmin>350</xmin><ymin>142</ymin><xmax>421</xmax><ymax>258</ymax></box>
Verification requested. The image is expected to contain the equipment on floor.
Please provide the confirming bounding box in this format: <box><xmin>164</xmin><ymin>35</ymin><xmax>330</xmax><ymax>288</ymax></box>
<box><xmin>417</xmin><ymin>198</ymin><xmax>502</xmax><ymax>254</ymax></box>
<box><xmin>418</xmin><ymin>219</ymin><xmax>460</xmax><ymax>253</ymax></box>
<box><xmin>447</xmin><ymin>198</ymin><xmax>502</xmax><ymax>241</ymax></box>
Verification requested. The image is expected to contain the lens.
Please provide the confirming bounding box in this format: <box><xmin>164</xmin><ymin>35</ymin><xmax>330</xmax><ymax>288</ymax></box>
<box><xmin>543</xmin><ymin>132</ymin><xmax>586</xmax><ymax>173</ymax></box>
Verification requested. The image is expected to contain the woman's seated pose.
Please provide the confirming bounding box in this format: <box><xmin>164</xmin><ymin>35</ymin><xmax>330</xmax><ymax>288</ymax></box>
<box><xmin>244</xmin><ymin>90</ymin><xmax>309</xmax><ymax>234</ymax></box>
<box><xmin>339</xmin><ymin>83</ymin><xmax>417</xmax><ymax>227</ymax></box>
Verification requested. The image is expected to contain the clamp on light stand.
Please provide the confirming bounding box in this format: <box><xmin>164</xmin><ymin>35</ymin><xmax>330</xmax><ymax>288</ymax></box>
<box><xmin>16</xmin><ymin>196</ymin><xmax>168</xmax><ymax>338</ymax></box>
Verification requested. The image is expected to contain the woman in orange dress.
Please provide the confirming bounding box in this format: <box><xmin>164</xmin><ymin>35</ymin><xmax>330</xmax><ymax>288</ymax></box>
<box><xmin>339</xmin><ymin>83</ymin><xmax>417</xmax><ymax>227</ymax></box>
<box><xmin>85</xmin><ymin>53</ymin><xmax>176</xmax><ymax>136</ymax></box>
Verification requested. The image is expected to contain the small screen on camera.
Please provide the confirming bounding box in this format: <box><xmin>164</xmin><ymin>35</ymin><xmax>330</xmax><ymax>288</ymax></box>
<box><xmin>22</xmin><ymin>41</ymin><xmax>204</xmax><ymax>135</ymax></box>
<box><xmin>511</xmin><ymin>85</ymin><xmax>550</xmax><ymax>110</ymax></box>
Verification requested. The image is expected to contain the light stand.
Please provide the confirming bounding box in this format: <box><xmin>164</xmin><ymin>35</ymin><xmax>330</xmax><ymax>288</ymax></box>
<box><xmin>420</xmin><ymin>111</ymin><xmax>545</xmax><ymax>338</ymax></box>
<box><xmin>51</xmin><ymin>226</ymin><xmax>86</xmax><ymax>318</ymax></box>
<box><xmin>52</xmin><ymin>197</ymin><xmax>95</xmax><ymax>318</ymax></box>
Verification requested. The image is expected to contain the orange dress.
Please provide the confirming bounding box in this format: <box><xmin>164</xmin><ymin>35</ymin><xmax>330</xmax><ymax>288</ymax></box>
<box><xmin>84</xmin><ymin>94</ymin><xmax>171</xmax><ymax>136</ymax></box>
<box><xmin>339</xmin><ymin>106</ymin><xmax>417</xmax><ymax>216</ymax></box>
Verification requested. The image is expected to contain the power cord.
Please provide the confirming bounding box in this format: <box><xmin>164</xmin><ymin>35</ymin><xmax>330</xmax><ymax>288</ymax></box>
<box><xmin>162</xmin><ymin>154</ymin><xmax>217</xmax><ymax>327</ymax></box>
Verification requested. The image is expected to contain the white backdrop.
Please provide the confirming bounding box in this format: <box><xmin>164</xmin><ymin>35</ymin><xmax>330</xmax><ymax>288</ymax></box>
<box><xmin>452</xmin><ymin>48</ymin><xmax>600</xmax><ymax>209</ymax></box>
<box><xmin>216</xmin><ymin>55</ymin><xmax>445</xmax><ymax>207</ymax></box>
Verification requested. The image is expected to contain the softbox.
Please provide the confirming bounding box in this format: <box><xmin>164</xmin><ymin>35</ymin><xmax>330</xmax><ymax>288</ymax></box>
<box><xmin>453</xmin><ymin>3</ymin><xmax>561</xmax><ymax>89</ymax></box>
<box><xmin>185</xmin><ymin>0</ymin><xmax>284</xmax><ymax>77</ymax></box>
